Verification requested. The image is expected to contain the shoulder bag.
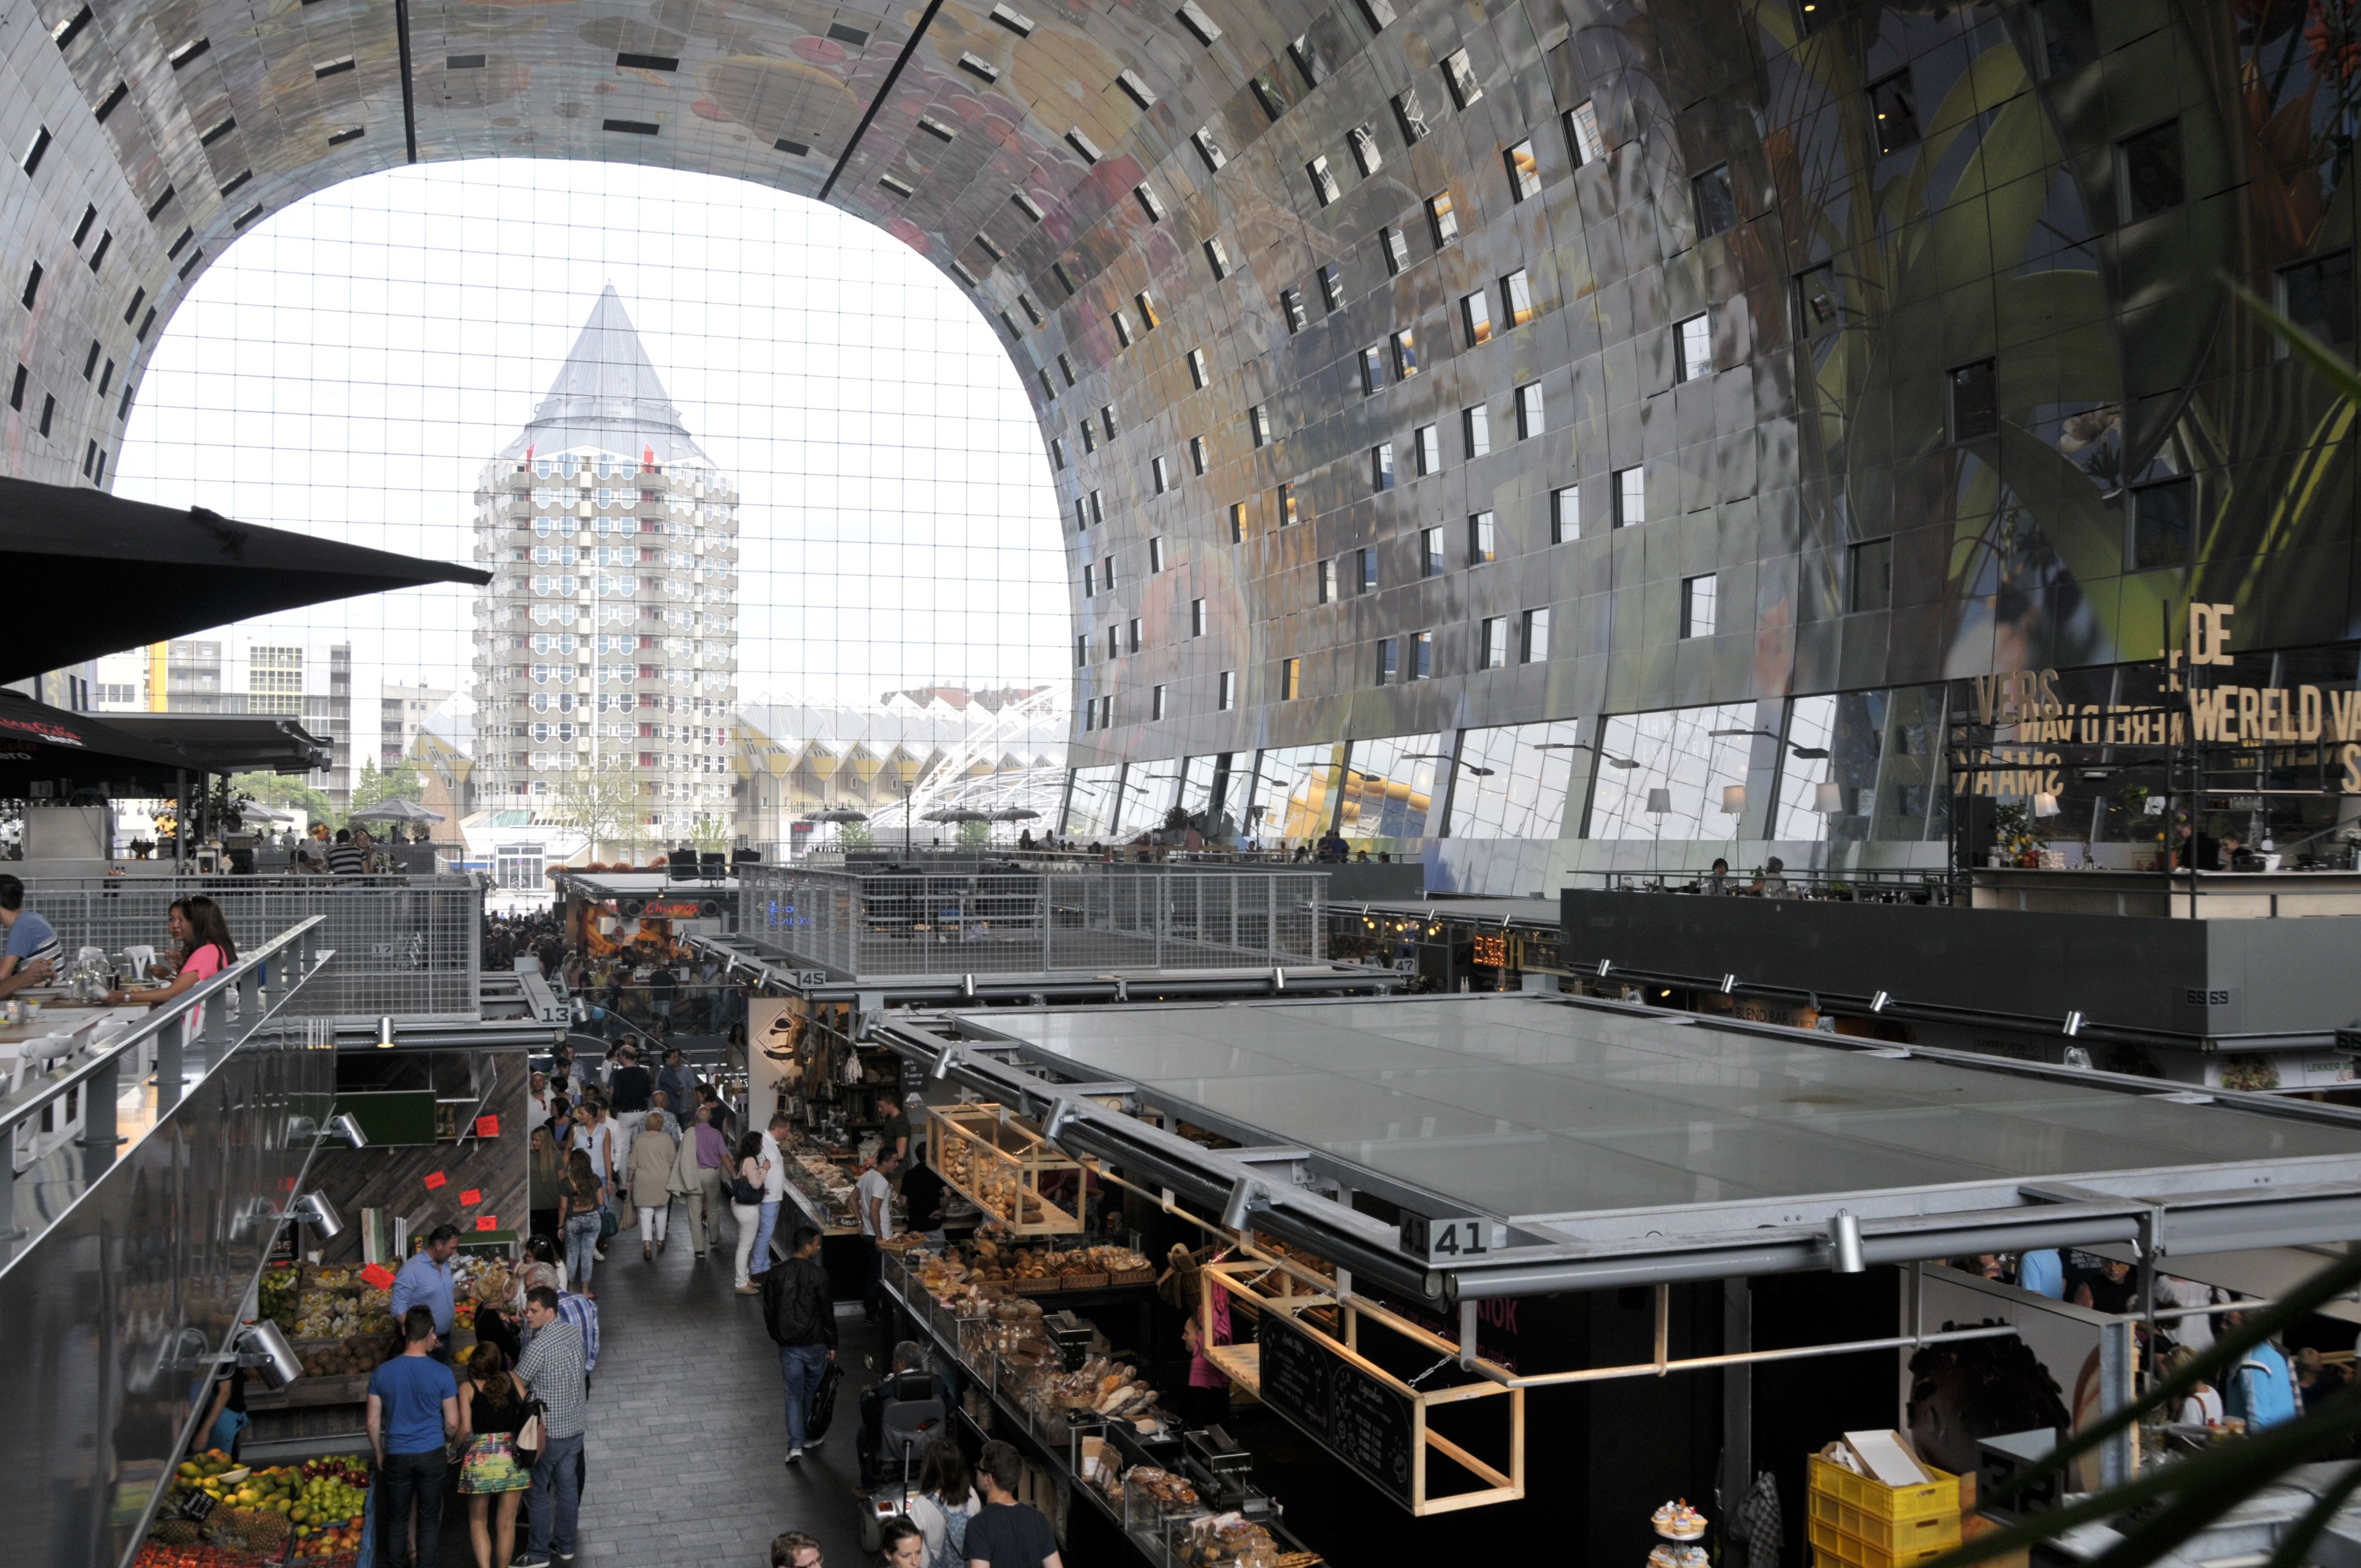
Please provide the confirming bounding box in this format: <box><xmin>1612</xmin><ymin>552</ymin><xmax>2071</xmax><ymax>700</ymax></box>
<box><xmin>510</xmin><ymin>1375</ymin><xmax>546</xmax><ymax>1458</ymax></box>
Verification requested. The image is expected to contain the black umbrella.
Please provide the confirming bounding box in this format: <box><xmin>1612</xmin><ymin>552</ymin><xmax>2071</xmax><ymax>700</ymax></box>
<box><xmin>0</xmin><ymin>476</ymin><xmax>493</xmax><ymax>683</ymax></box>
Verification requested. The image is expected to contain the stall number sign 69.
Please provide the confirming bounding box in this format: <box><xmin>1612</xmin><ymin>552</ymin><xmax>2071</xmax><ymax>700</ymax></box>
<box><xmin>1401</xmin><ymin>1214</ymin><xmax>1490</xmax><ymax>1264</ymax></box>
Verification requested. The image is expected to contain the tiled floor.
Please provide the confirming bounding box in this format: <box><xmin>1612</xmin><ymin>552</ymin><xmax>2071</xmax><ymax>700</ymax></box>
<box><xmin>573</xmin><ymin>1218</ymin><xmax>887</xmax><ymax>1566</ymax></box>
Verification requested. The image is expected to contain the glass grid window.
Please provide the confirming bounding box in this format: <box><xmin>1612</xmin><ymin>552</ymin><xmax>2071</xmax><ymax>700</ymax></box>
<box><xmin>1113</xmin><ymin>759</ymin><xmax>1183</xmax><ymax>835</ymax></box>
<box><xmin>1337</xmin><ymin>732</ymin><xmax>1442</xmax><ymax>845</ymax></box>
<box><xmin>1675</xmin><ymin>313</ymin><xmax>1712</xmax><ymax>382</ymax></box>
<box><xmin>1551</xmin><ymin>485</ymin><xmax>1578</xmax><ymax>542</ymax></box>
<box><xmin>1615</xmin><ymin>466</ymin><xmax>1645</xmax><ymax>526</ymax></box>
<box><xmin>1772</xmin><ymin>688</ymin><xmax>1951</xmax><ymax>846</ymax></box>
<box><xmin>1448</xmin><ymin>719</ymin><xmax>1582</xmax><ymax>840</ymax></box>
<box><xmin>1063</xmin><ymin>763</ymin><xmax>1123</xmax><ymax>837</ymax></box>
<box><xmin>1681</xmin><ymin>574</ymin><xmax>1717</xmax><ymax>638</ymax></box>
<box><xmin>1586</xmin><ymin>704</ymin><xmax>1759</xmax><ymax>841</ymax></box>
<box><xmin>1248</xmin><ymin>743</ymin><xmax>1341</xmax><ymax>842</ymax></box>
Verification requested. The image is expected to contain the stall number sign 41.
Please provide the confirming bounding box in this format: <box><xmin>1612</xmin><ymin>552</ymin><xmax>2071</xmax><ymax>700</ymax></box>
<box><xmin>1401</xmin><ymin>1213</ymin><xmax>1491</xmax><ymax>1264</ymax></box>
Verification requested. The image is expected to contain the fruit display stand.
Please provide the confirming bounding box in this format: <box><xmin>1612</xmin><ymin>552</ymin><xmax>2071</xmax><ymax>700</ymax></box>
<box><xmin>135</xmin><ymin>1451</ymin><xmax>372</xmax><ymax>1566</ymax></box>
<box><xmin>928</xmin><ymin>1102</ymin><xmax>1088</xmax><ymax>1235</ymax></box>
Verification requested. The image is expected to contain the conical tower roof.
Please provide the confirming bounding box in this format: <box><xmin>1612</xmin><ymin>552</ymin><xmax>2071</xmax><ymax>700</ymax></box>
<box><xmin>499</xmin><ymin>284</ymin><xmax>710</xmax><ymax>466</ymax></box>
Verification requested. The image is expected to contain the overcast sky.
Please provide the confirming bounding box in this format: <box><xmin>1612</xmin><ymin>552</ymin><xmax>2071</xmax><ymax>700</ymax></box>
<box><xmin>113</xmin><ymin>159</ymin><xmax>1067</xmax><ymax>717</ymax></box>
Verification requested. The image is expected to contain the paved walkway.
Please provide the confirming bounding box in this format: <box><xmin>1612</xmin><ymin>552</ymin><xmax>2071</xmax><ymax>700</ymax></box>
<box><xmin>574</xmin><ymin>1218</ymin><xmax>885</xmax><ymax>1567</ymax></box>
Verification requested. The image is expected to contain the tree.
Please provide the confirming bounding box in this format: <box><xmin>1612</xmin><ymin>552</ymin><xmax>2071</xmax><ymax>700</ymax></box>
<box><xmin>835</xmin><ymin>820</ymin><xmax>874</xmax><ymax>848</ymax></box>
<box><xmin>230</xmin><ymin>770</ymin><xmax>340</xmax><ymax>831</ymax></box>
<box><xmin>955</xmin><ymin>818</ymin><xmax>992</xmax><ymax>847</ymax></box>
<box><xmin>548</xmin><ymin>759</ymin><xmax>641</xmax><ymax>862</ymax></box>
<box><xmin>349</xmin><ymin>759</ymin><xmax>428</xmax><ymax>816</ymax></box>
<box><xmin>691</xmin><ymin>811</ymin><xmax>733</xmax><ymax>853</ymax></box>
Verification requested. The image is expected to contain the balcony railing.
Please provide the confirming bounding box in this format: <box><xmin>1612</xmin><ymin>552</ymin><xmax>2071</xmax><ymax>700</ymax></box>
<box><xmin>739</xmin><ymin>862</ymin><xmax>1327</xmax><ymax>979</ymax></box>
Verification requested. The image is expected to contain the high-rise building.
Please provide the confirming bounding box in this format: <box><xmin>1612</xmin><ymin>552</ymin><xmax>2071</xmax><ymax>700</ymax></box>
<box><xmin>126</xmin><ymin>635</ymin><xmax>354</xmax><ymax>802</ymax></box>
<box><xmin>470</xmin><ymin>287</ymin><xmax>741</xmax><ymax>852</ymax></box>
<box><xmin>380</xmin><ymin>683</ymin><xmax>453</xmax><ymax>770</ymax></box>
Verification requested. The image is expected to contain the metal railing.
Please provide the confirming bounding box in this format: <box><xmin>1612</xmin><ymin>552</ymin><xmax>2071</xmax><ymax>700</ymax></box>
<box><xmin>23</xmin><ymin>873</ymin><xmax>482</xmax><ymax>1020</ymax></box>
<box><xmin>1595</xmin><ymin>867</ymin><xmax>1959</xmax><ymax>905</ymax></box>
<box><xmin>738</xmin><ymin>863</ymin><xmax>1328</xmax><ymax>978</ymax></box>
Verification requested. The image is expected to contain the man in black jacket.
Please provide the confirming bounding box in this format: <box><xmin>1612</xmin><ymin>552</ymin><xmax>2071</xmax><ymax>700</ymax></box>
<box><xmin>760</xmin><ymin>1226</ymin><xmax>836</xmax><ymax>1466</ymax></box>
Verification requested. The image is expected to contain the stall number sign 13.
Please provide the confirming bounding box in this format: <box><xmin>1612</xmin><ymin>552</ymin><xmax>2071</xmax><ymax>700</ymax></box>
<box><xmin>1402</xmin><ymin>1213</ymin><xmax>1490</xmax><ymax>1264</ymax></box>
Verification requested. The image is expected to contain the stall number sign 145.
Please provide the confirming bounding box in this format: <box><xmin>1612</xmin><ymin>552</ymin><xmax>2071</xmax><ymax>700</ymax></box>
<box><xmin>1402</xmin><ymin>1213</ymin><xmax>1490</xmax><ymax>1264</ymax></box>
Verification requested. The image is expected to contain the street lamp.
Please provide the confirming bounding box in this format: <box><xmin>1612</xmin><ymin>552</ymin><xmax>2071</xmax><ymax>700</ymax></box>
<box><xmin>1707</xmin><ymin>726</ymin><xmax>1830</xmax><ymax>760</ymax></box>
<box><xmin>1534</xmin><ymin>741</ymin><xmax>1639</xmax><ymax>767</ymax></box>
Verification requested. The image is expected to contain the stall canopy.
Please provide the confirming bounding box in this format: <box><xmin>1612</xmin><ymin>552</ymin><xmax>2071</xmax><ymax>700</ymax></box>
<box><xmin>0</xmin><ymin>476</ymin><xmax>492</xmax><ymax>683</ymax></box>
<box><xmin>882</xmin><ymin>994</ymin><xmax>2361</xmax><ymax>1303</ymax></box>
<box><xmin>102</xmin><ymin>712</ymin><xmax>331</xmax><ymax>776</ymax></box>
<box><xmin>0</xmin><ymin>689</ymin><xmax>193</xmax><ymax>794</ymax></box>
<box><xmin>348</xmin><ymin>798</ymin><xmax>445</xmax><ymax>825</ymax></box>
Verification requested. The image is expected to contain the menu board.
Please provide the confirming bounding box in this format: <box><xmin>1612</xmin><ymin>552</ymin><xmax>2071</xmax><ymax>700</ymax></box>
<box><xmin>1257</xmin><ymin>1314</ymin><xmax>1415</xmax><ymax>1508</ymax></box>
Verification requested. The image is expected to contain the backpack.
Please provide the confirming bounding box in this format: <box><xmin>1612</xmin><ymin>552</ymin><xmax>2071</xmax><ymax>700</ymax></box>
<box><xmin>915</xmin><ymin>1497</ymin><xmax>970</xmax><ymax>1568</ymax></box>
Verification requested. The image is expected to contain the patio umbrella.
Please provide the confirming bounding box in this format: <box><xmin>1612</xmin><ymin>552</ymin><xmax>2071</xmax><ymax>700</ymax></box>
<box><xmin>349</xmin><ymin>798</ymin><xmax>446</xmax><ymax>825</ymax></box>
<box><xmin>989</xmin><ymin>807</ymin><xmax>1042</xmax><ymax>822</ymax></box>
<box><xmin>804</xmin><ymin>808</ymin><xmax>869</xmax><ymax>823</ymax></box>
<box><xmin>921</xmin><ymin>808</ymin><xmax>993</xmax><ymax>824</ymax></box>
<box><xmin>0</xmin><ymin>475</ymin><xmax>492</xmax><ymax>683</ymax></box>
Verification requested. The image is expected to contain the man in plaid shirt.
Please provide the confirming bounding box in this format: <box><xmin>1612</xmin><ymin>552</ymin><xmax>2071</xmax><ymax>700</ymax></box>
<box><xmin>513</xmin><ymin>1285</ymin><xmax>590</xmax><ymax>1567</ymax></box>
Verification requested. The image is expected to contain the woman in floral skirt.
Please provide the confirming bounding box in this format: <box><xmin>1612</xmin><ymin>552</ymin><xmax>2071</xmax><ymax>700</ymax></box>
<box><xmin>455</xmin><ymin>1339</ymin><xmax>533</xmax><ymax>1568</ymax></box>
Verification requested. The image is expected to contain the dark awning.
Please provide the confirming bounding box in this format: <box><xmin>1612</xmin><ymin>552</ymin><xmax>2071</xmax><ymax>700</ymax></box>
<box><xmin>102</xmin><ymin>713</ymin><xmax>332</xmax><ymax>776</ymax></box>
<box><xmin>0</xmin><ymin>476</ymin><xmax>493</xmax><ymax>683</ymax></box>
<box><xmin>0</xmin><ymin>690</ymin><xmax>193</xmax><ymax>795</ymax></box>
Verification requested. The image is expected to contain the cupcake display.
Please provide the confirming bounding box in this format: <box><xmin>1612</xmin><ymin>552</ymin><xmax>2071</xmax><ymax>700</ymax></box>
<box><xmin>1651</xmin><ymin>1499</ymin><xmax>1707</xmax><ymax>1541</ymax></box>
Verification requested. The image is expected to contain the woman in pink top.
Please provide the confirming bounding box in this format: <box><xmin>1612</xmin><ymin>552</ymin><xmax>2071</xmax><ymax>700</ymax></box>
<box><xmin>106</xmin><ymin>896</ymin><xmax>237</xmax><ymax>1006</ymax></box>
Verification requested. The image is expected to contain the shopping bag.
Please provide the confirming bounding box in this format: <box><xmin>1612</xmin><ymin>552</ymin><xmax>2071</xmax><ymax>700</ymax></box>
<box><xmin>806</xmin><ymin>1361</ymin><xmax>845</xmax><ymax>1440</ymax></box>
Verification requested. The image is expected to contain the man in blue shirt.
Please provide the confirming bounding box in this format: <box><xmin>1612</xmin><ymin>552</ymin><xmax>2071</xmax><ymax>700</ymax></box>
<box><xmin>0</xmin><ymin>874</ymin><xmax>60</xmax><ymax>1000</ymax></box>
<box><xmin>2016</xmin><ymin>1249</ymin><xmax>2065</xmax><ymax>1300</ymax></box>
<box><xmin>368</xmin><ymin>1307</ymin><xmax>460</xmax><ymax>1568</ymax></box>
<box><xmin>391</xmin><ymin>1225</ymin><xmax>461</xmax><ymax>1362</ymax></box>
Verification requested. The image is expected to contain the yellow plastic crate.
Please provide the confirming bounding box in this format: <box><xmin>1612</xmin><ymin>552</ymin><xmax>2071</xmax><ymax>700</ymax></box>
<box><xmin>1808</xmin><ymin>1516</ymin><xmax>1955</xmax><ymax>1568</ymax></box>
<box><xmin>1808</xmin><ymin>1453</ymin><xmax>1962</xmax><ymax>1523</ymax></box>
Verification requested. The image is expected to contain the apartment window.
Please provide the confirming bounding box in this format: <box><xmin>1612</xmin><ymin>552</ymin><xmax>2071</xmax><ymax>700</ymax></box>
<box><xmin>1083</xmin><ymin>564</ymin><xmax>1096</xmax><ymax>598</ymax></box>
<box><xmin>1112</xmin><ymin>309</ymin><xmax>1134</xmax><ymax>347</ymax></box>
<box><xmin>1551</xmin><ymin>485</ymin><xmax>1579</xmax><ymax>542</ymax></box>
<box><xmin>1040</xmin><ymin>368</ymin><xmax>1058</xmax><ymax>402</ymax></box>
<box><xmin>1098</xmin><ymin>404</ymin><xmax>1117</xmax><ymax>439</ymax></box>
<box><xmin>1502</xmin><ymin>269</ymin><xmax>1535</xmax><ymax>329</ymax></box>
<box><xmin>1318</xmin><ymin>264</ymin><xmax>1346</xmax><ymax>311</ymax></box>
<box><xmin>1615</xmin><ymin>466</ymin><xmax>1645</xmax><ymax>527</ymax></box>
<box><xmin>1128</xmin><ymin>617</ymin><xmax>1143</xmax><ymax>654</ymax></box>
<box><xmin>1097</xmin><ymin>694</ymin><xmax>1113</xmax><ymax>729</ymax></box>
<box><xmin>1464</xmin><ymin>403</ymin><xmax>1491</xmax><ymax>458</ymax></box>
<box><xmin>1409</xmin><ymin>631</ymin><xmax>1433</xmax><ymax>680</ymax></box>
<box><xmin>2033</xmin><ymin>0</ymin><xmax>2096</xmax><ymax>79</ymax></box>
<box><xmin>1675</xmin><ymin>313</ymin><xmax>1712</xmax><ymax>382</ymax></box>
<box><xmin>1289</xmin><ymin>32</ymin><xmax>1328</xmax><ymax>88</ymax></box>
<box><xmin>1375</xmin><ymin>638</ymin><xmax>1399</xmax><ymax>685</ymax></box>
<box><xmin>1389</xmin><ymin>330</ymin><xmax>1420</xmax><ymax>379</ymax></box>
<box><xmin>1134</xmin><ymin>292</ymin><xmax>1160</xmax><ymax>333</ymax></box>
<box><xmin>1869</xmin><ymin>69</ymin><xmax>1921</xmax><ymax>156</ymax></box>
<box><xmin>1415</xmin><ymin>424</ymin><xmax>1442</xmax><ymax>476</ymax></box>
<box><xmin>1249</xmin><ymin>404</ymin><xmax>1271</xmax><ymax>447</ymax></box>
<box><xmin>1468</xmin><ymin>511</ymin><xmax>1497</xmax><ymax>564</ymax></box>
<box><xmin>1949</xmin><ymin>358</ymin><xmax>1998</xmax><ymax>443</ymax></box>
<box><xmin>1101</xmin><ymin>554</ymin><xmax>1116</xmax><ymax>589</ymax></box>
<box><xmin>1308</xmin><ymin>155</ymin><xmax>1341</xmax><ymax>207</ymax></box>
<box><xmin>1357</xmin><ymin>547</ymin><xmax>1378</xmax><ymax>593</ymax></box>
<box><xmin>1427</xmin><ymin>192</ymin><xmax>1459</xmax><ymax>247</ymax></box>
<box><xmin>1442</xmin><ymin>48</ymin><xmax>1482</xmax><ymax>108</ymax></box>
<box><xmin>1280</xmin><ymin>288</ymin><xmax>1307</xmax><ymax>334</ymax></box>
<box><xmin>1058</xmin><ymin>352</ymin><xmax>1078</xmax><ymax>385</ymax></box>
<box><xmin>1360</xmin><ymin>345</ymin><xmax>1385</xmax><ymax>395</ymax></box>
<box><xmin>2278</xmin><ymin>251</ymin><xmax>2355</xmax><ymax>349</ymax></box>
<box><xmin>1479</xmin><ymin>617</ymin><xmax>1508</xmax><ymax>669</ymax></box>
<box><xmin>1075</xmin><ymin>633</ymin><xmax>1089</xmax><ymax>666</ymax></box>
<box><xmin>1089</xmin><ymin>490</ymin><xmax>1105</xmax><ymax>525</ymax></box>
<box><xmin>1420</xmin><ymin>526</ymin><xmax>1446</xmax><ymax>577</ymax></box>
<box><xmin>1107</xmin><ymin>625</ymin><xmax>1122</xmax><ymax>660</ymax></box>
<box><xmin>1514</xmin><ymin>382</ymin><xmax>1544</xmax><ymax>438</ymax></box>
<box><xmin>1462</xmin><ymin>291</ymin><xmax>1494</xmax><ymax>346</ymax></box>
<box><xmin>1693</xmin><ymin>163</ymin><xmax>1737</xmax><ymax>238</ymax></box>
<box><xmin>1050</xmin><ymin>437</ymin><xmax>1067</xmax><ymax>470</ymax></box>
<box><xmin>1218</xmin><ymin>670</ymin><xmax>1237</xmax><ymax>710</ymax></box>
<box><xmin>1565</xmin><ymin>101</ymin><xmax>1606</xmax><ymax>165</ymax></box>
<box><xmin>1281</xmin><ymin>657</ymin><xmax>1301</xmax><ymax>700</ymax></box>
<box><xmin>1795</xmin><ymin>263</ymin><xmax>1840</xmax><ymax>337</ymax></box>
<box><xmin>1176</xmin><ymin>0</ymin><xmax>1221</xmax><ymax>44</ymax></box>
<box><xmin>2118</xmin><ymin>120</ymin><xmax>2186</xmax><ymax>223</ymax></box>
<box><xmin>1357</xmin><ymin>0</ymin><xmax>1396</xmax><ymax>28</ymax></box>
<box><xmin>1151</xmin><ymin>684</ymin><xmax>1167</xmax><ymax>721</ymax></box>
<box><xmin>1348</xmin><ymin>123</ymin><xmax>1383</xmax><ymax>177</ymax></box>
<box><xmin>1204</xmin><ymin>237</ymin><xmax>1232</xmax><ymax>280</ymax></box>
<box><xmin>1252</xmin><ymin>72</ymin><xmax>1287</xmax><ymax>121</ymax></box>
<box><xmin>1318</xmin><ymin>559</ymin><xmax>1339</xmax><ymax>603</ymax></box>
<box><xmin>1193</xmin><ymin>127</ymin><xmax>1227</xmax><ymax>171</ymax></box>
<box><xmin>1153</xmin><ymin>456</ymin><xmax>1173</xmax><ymax>494</ymax></box>
<box><xmin>2130</xmin><ymin>477</ymin><xmax>2194</xmax><ymax>570</ymax></box>
<box><xmin>1380</xmin><ymin>226</ymin><xmax>1410</xmax><ymax>275</ymax></box>
<box><xmin>1189</xmin><ymin>435</ymin><xmax>1207</xmax><ymax>475</ymax></box>
<box><xmin>1681</xmin><ymin>574</ymin><xmax>1717</xmax><ymax>638</ymax></box>
<box><xmin>1392</xmin><ymin>88</ymin><xmax>1429</xmax><ymax>144</ymax></box>
<box><xmin>1073</xmin><ymin>498</ymin><xmax>1088</xmax><ymax>531</ymax></box>
<box><xmin>1521</xmin><ymin>606</ymin><xmax>1552</xmax><ymax>662</ymax></box>
<box><xmin>1135</xmin><ymin>183</ymin><xmax>1167</xmax><ymax>222</ymax></box>
<box><xmin>1279</xmin><ymin>482</ymin><xmax>1299</xmax><ymax>525</ymax></box>
<box><xmin>1849</xmin><ymin>536</ymin><xmax>1894</xmax><ymax>612</ymax></box>
<box><xmin>1371</xmin><ymin>443</ymin><xmax>1395</xmax><ymax>492</ymax></box>
<box><xmin>1192</xmin><ymin>598</ymin><xmax>1209</xmax><ymax>636</ymax></box>
<box><xmin>1227</xmin><ymin>503</ymin><xmax>1247</xmax><ymax>543</ymax></box>
<box><xmin>1504</xmin><ymin>140</ymin><xmax>1541</xmax><ymax>202</ymax></box>
<box><xmin>1183</xmin><ymin>348</ymin><xmax>1210</xmax><ymax>391</ymax></box>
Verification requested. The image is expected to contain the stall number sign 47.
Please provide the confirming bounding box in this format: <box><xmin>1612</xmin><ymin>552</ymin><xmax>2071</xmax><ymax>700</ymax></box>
<box><xmin>1401</xmin><ymin>1213</ymin><xmax>1490</xmax><ymax>1264</ymax></box>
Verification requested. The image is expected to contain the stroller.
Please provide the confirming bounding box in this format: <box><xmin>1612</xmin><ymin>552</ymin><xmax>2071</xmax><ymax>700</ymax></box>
<box><xmin>857</xmin><ymin>1369</ymin><xmax>946</xmax><ymax>1551</ymax></box>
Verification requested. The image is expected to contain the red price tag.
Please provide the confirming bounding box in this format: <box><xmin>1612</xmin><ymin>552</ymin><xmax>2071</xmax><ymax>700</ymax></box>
<box><xmin>475</xmin><ymin>1115</ymin><xmax>500</xmax><ymax>1138</ymax></box>
<box><xmin>475</xmin><ymin>1215</ymin><xmax>498</xmax><ymax>1232</ymax></box>
<box><xmin>460</xmin><ymin>1189</ymin><xmax>481</xmax><ymax>1206</ymax></box>
<box><xmin>423</xmin><ymin>1171</ymin><xmax>447</xmax><ymax>1190</ymax></box>
<box><xmin>360</xmin><ymin>1264</ymin><xmax>395</xmax><ymax>1290</ymax></box>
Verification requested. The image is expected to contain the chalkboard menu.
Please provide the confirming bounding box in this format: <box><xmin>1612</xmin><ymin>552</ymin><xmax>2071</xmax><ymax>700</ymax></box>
<box><xmin>1257</xmin><ymin>1314</ymin><xmax>1416</xmax><ymax>1508</ymax></box>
